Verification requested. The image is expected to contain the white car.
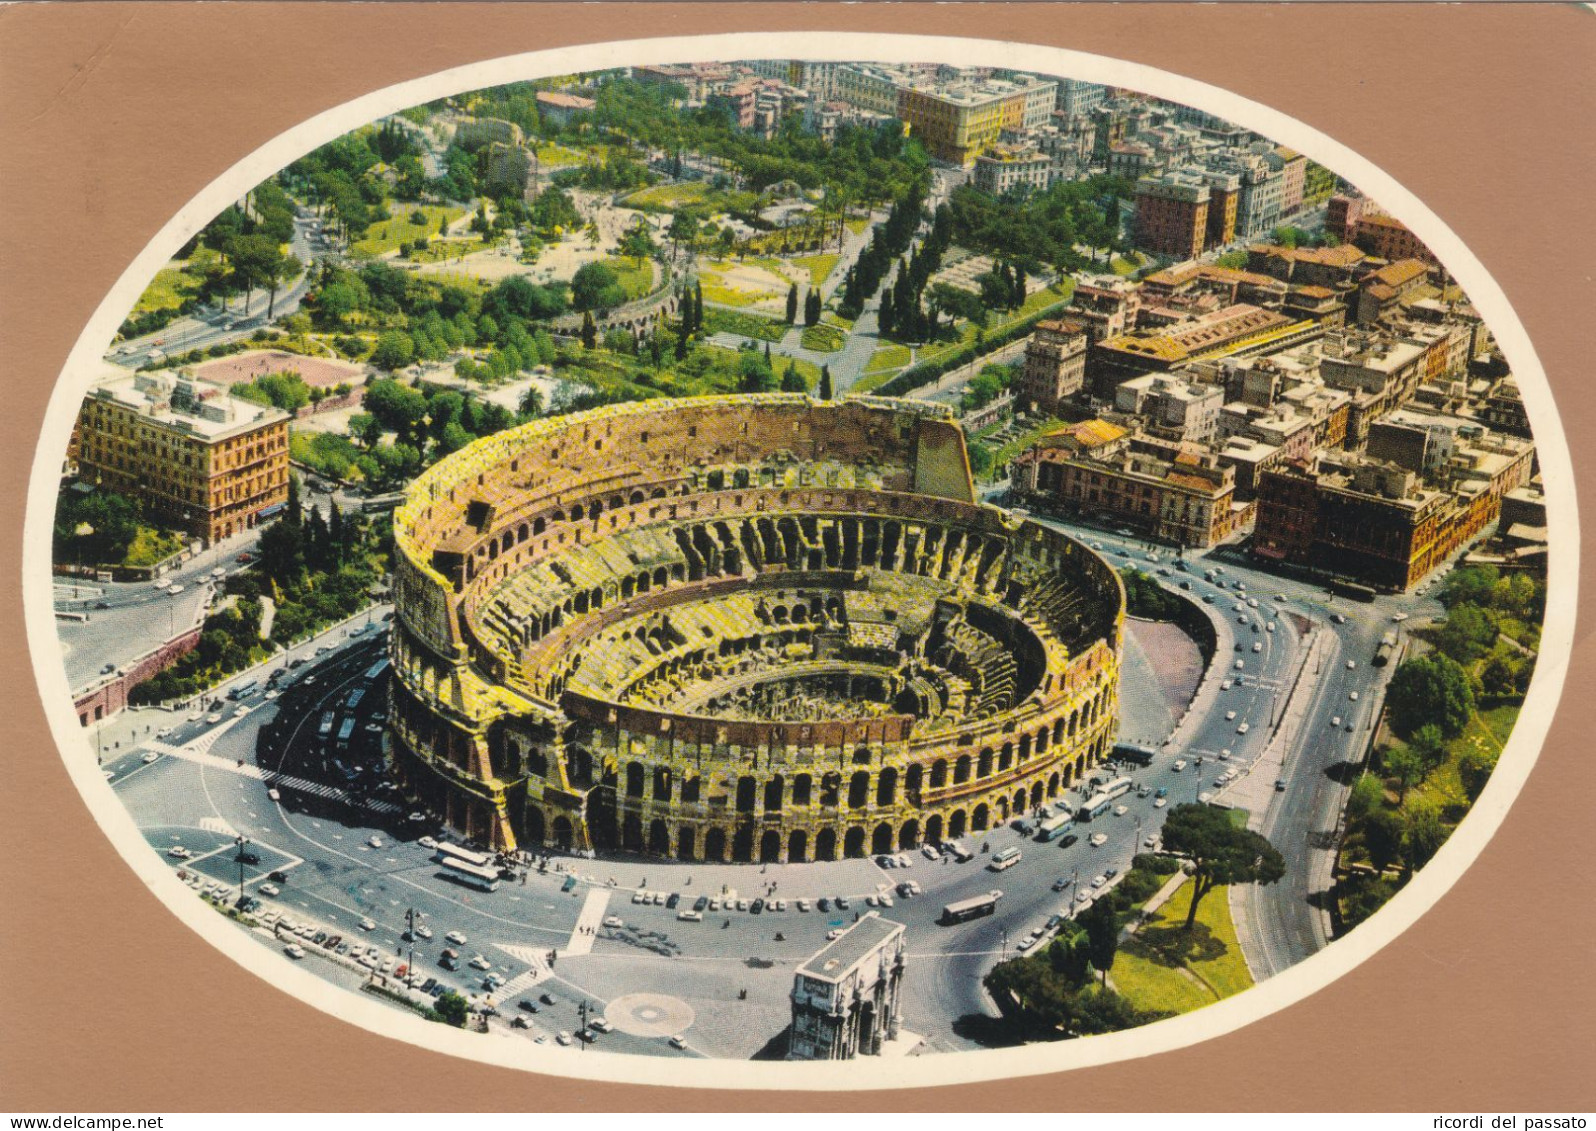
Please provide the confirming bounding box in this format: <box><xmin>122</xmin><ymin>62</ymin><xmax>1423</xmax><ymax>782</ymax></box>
<box><xmin>632</xmin><ymin>890</ymin><xmax>647</xmax><ymax>904</ymax></box>
<box><xmin>1090</xmin><ymin>874</ymin><xmax>1107</xmax><ymax>888</ymax></box>
<box><xmin>1236</xmin><ymin>722</ymin><xmax>1250</xmax><ymax>735</ymax></box>
<box><xmin>1089</xmin><ymin>832</ymin><xmax>1108</xmax><ymax>847</ymax></box>
<box><xmin>259</xmin><ymin>883</ymin><xmax>280</xmax><ymax>897</ymax></box>
<box><xmin>1220</xmin><ymin>679</ymin><xmax>1233</xmax><ymax>690</ymax></box>
<box><xmin>419</xmin><ymin>836</ymin><xmax>438</xmax><ymax>849</ymax></box>
<box><xmin>154</xmin><ymin>578</ymin><xmax>171</xmax><ymax>590</ymax></box>
<box><xmin>285</xmin><ymin>944</ymin><xmax>306</xmax><ymax>960</ymax></box>
<box><xmin>922</xmin><ymin>844</ymin><xmax>940</xmax><ymax>860</ymax></box>
<box><xmin>1016</xmin><ymin>936</ymin><xmax>1038</xmax><ymax>953</ymax></box>
<box><xmin>1153</xmin><ymin>797</ymin><xmax>1168</xmax><ymax>809</ymax></box>
<box><xmin>446</xmin><ymin>931</ymin><xmax>468</xmax><ymax>946</ymax></box>
<box><xmin>774</xmin><ymin>899</ymin><xmax>787</xmax><ymax>911</ymax></box>
<box><xmin>206</xmin><ymin>713</ymin><xmax>222</xmax><ymax>724</ymax></box>
<box><xmin>1112</xmin><ymin>804</ymin><xmax>1129</xmax><ymax>816</ymax></box>
<box><xmin>1199</xmin><ymin>791</ymin><xmax>1214</xmax><ymax>804</ymax></box>
<box><xmin>878</xmin><ymin>893</ymin><xmax>894</xmax><ymax>908</ymax></box>
<box><xmin>264</xmin><ymin>689</ymin><xmax>279</xmax><ymax>700</ymax></box>
<box><xmin>469</xmin><ymin>954</ymin><xmax>492</xmax><ymax>971</ymax></box>
<box><xmin>167</xmin><ymin>845</ymin><xmax>190</xmax><ymax>859</ymax></box>
<box><xmin>795</xmin><ymin>899</ymin><xmax>812</xmax><ymax>912</ymax></box>
<box><xmin>677</xmin><ymin>909</ymin><xmax>703</xmax><ymax>922</ymax></box>
<box><xmin>233</xmin><ymin>705</ymin><xmax>250</xmax><ymax>718</ymax></box>
<box><xmin>1346</xmin><ymin>659</ymin><xmax>1357</xmax><ymax>670</ymax></box>
<box><xmin>1266</xmin><ymin>622</ymin><xmax>1276</xmax><ymax>633</ymax></box>
<box><xmin>1248</xmin><ymin>598</ymin><xmax>1259</xmax><ymax>609</ymax></box>
<box><xmin>1349</xmin><ymin>691</ymin><xmax>1360</xmax><ymax>701</ymax></box>
<box><xmin>1392</xmin><ymin>612</ymin><xmax>1409</xmax><ymax>622</ymax></box>
<box><xmin>669</xmin><ymin>1035</ymin><xmax>687</xmax><ymax>1050</ymax></box>
<box><xmin>1252</xmin><ymin>642</ymin><xmax>1263</xmax><ymax>653</ymax></box>
<box><xmin>1234</xmin><ymin>660</ymin><xmax>1245</xmax><ymax>670</ymax></box>
<box><xmin>556</xmin><ymin>1032</ymin><xmax>573</xmax><ymax>1047</ymax></box>
<box><xmin>1172</xmin><ymin>759</ymin><xmax>1187</xmax><ymax>772</ymax></box>
<box><xmin>603</xmin><ymin>915</ymin><xmax>623</xmax><ymax>929</ymax></box>
<box><xmin>367</xmin><ymin>836</ymin><xmax>383</xmax><ymax>849</ymax></box>
<box><xmin>142</xmin><ymin>751</ymin><xmax>160</xmax><ymax>764</ymax></box>
<box><xmin>1331</xmin><ymin>716</ymin><xmax>1343</xmax><ymax>728</ymax></box>
<box><xmin>1225</xmin><ymin>710</ymin><xmax>1237</xmax><ymax>721</ymax></box>
<box><xmin>167</xmin><ymin>584</ymin><xmax>185</xmax><ymax>595</ymax></box>
<box><xmin>267</xmin><ymin>788</ymin><xmax>281</xmax><ymax>801</ymax></box>
<box><xmin>413</xmin><ymin>924</ymin><xmax>433</xmax><ymax>939</ymax></box>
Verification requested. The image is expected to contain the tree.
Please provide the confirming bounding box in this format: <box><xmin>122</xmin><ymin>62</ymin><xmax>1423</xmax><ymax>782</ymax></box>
<box><xmin>818</xmin><ymin>364</ymin><xmax>832</xmax><ymax>401</ymax></box>
<box><xmin>264</xmin><ymin>252</ymin><xmax>303</xmax><ymax>320</ymax></box>
<box><xmin>519</xmin><ymin>386</ymin><xmax>544</xmax><ymax>418</ymax></box>
<box><xmin>1401</xmin><ymin>798</ymin><xmax>1448</xmax><ymax>873</ymax></box>
<box><xmin>571</xmin><ymin>262</ymin><xmax>625</xmax><ymax>313</ymax></box>
<box><xmin>1386</xmin><ymin>654</ymin><xmax>1475</xmax><ymax>739</ymax></box>
<box><xmin>618</xmin><ymin>218</ymin><xmax>656</xmax><ymax>266</ymax></box>
<box><xmin>369</xmin><ymin>331</ymin><xmax>416</xmax><ymax>372</ymax></box>
<box><xmin>1159</xmin><ymin>803</ymin><xmax>1286</xmax><ymax>929</ymax></box>
<box><xmin>804</xmin><ymin>288</ymin><xmax>822</xmax><ymax>327</ymax></box>
<box><xmin>1382</xmin><ymin>745</ymin><xmax>1426</xmax><ymax>804</ymax></box>
<box><xmin>347</xmin><ymin>412</ymin><xmax>383</xmax><ymax>449</ymax></box>
<box><xmin>1079</xmin><ymin>900</ymin><xmax>1119</xmax><ymax>987</ymax></box>
<box><xmin>1434</xmin><ymin>604</ymin><xmax>1498</xmax><ymax>664</ymax></box>
<box><xmin>580</xmin><ymin>310</ymin><xmax>597</xmax><ymax>350</ymax></box>
<box><xmin>1347</xmin><ymin>772</ymin><xmax>1386</xmax><ymax>824</ymax></box>
<box><xmin>785</xmin><ymin>282</ymin><xmax>799</xmax><ymax>324</ymax></box>
<box><xmin>1363</xmin><ymin>806</ymin><xmax>1405</xmax><ymax>874</ymax></box>
<box><xmin>1457</xmin><ymin>746</ymin><xmax>1499</xmax><ymax>801</ymax></box>
<box><xmin>1408</xmin><ymin>723</ymin><xmax>1447</xmax><ymax>773</ymax></box>
<box><xmin>780</xmin><ymin>361</ymin><xmax>806</xmax><ymax>393</ymax></box>
<box><xmin>433</xmin><ymin>990</ymin><xmax>469</xmax><ymax>1027</ymax></box>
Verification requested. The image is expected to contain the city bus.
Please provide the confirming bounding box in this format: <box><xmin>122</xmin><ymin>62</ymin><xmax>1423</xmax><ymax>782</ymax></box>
<box><xmin>1077</xmin><ymin>777</ymin><xmax>1135</xmax><ymax>821</ymax></box>
<box><xmin>939</xmin><ymin>889</ymin><xmax>1003</xmax><ymax>925</ymax></box>
<box><xmin>335</xmin><ymin>716</ymin><xmax>357</xmax><ymax>747</ymax></box>
<box><xmin>988</xmin><ymin>846</ymin><xmax>1022</xmax><ymax>872</ymax></box>
<box><xmin>1113</xmin><ymin>742</ymin><xmax>1158</xmax><ymax>767</ymax></box>
<box><xmin>363</xmin><ymin>658</ymin><xmax>390</xmax><ymax>682</ymax></box>
<box><xmin>435</xmin><ymin>842</ymin><xmax>494</xmax><ymax>869</ymax></box>
<box><xmin>1034</xmin><ymin>811</ymin><xmax>1076</xmax><ymax>842</ymax></box>
<box><xmin>317</xmin><ymin>711</ymin><xmax>336</xmax><ymax>738</ymax></box>
<box><xmin>1332</xmin><ymin>579</ymin><xmax>1378</xmax><ymax>603</ymax></box>
<box><xmin>439</xmin><ymin>857</ymin><xmax>501</xmax><ymax>892</ymax></box>
<box><xmin>345</xmin><ymin>688</ymin><xmax>365</xmax><ymax>711</ymax></box>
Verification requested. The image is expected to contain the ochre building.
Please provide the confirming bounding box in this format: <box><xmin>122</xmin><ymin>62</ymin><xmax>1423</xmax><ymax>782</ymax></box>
<box><xmin>389</xmin><ymin>395</ymin><xmax>1125</xmax><ymax>860</ymax></box>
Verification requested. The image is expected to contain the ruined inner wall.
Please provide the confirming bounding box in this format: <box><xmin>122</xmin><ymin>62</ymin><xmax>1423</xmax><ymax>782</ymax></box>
<box><xmin>389</xmin><ymin>396</ymin><xmax>1123</xmax><ymax>857</ymax></box>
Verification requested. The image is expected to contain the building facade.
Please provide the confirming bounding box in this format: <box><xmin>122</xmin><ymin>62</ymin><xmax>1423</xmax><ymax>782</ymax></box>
<box><xmin>1133</xmin><ymin>173</ymin><xmax>1210</xmax><ymax>261</ymax></box>
<box><xmin>1017</xmin><ymin>319</ymin><xmax>1090</xmax><ymax>414</ymax></box>
<box><xmin>75</xmin><ymin>367</ymin><xmax>291</xmax><ymax>544</ymax></box>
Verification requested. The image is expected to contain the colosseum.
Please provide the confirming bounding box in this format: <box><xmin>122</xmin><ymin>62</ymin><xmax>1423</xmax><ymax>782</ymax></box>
<box><xmin>388</xmin><ymin>394</ymin><xmax>1124</xmax><ymax>863</ymax></box>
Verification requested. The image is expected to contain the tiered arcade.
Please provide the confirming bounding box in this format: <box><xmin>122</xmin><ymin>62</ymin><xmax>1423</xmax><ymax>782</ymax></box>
<box><xmin>388</xmin><ymin>394</ymin><xmax>1125</xmax><ymax>860</ymax></box>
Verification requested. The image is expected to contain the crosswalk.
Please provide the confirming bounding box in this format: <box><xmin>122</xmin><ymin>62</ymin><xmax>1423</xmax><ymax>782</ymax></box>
<box><xmin>492</xmin><ymin>945</ymin><xmax>553</xmax><ymax>996</ymax></box>
<box><xmin>144</xmin><ymin>739</ymin><xmax>401</xmax><ymax>815</ymax></box>
<box><xmin>562</xmin><ymin>890</ymin><xmax>611</xmax><ymax>957</ymax></box>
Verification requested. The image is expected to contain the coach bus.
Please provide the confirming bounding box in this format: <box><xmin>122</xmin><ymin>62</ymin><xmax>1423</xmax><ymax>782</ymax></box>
<box><xmin>940</xmin><ymin>889</ymin><xmax>1004</xmax><ymax>926</ymax></box>
<box><xmin>439</xmin><ymin>857</ymin><xmax>501</xmax><ymax>892</ymax></box>
<box><xmin>1077</xmin><ymin>776</ymin><xmax>1136</xmax><ymax>821</ymax></box>
<box><xmin>1034</xmin><ymin>811</ymin><xmax>1076</xmax><ymax>842</ymax></box>
<box><xmin>435</xmin><ymin>842</ymin><xmax>494</xmax><ymax>869</ymax></box>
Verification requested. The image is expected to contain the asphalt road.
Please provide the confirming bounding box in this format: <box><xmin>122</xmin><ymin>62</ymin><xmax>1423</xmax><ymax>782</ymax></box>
<box><xmin>92</xmin><ymin>502</ymin><xmax>1458</xmax><ymax>1059</ymax></box>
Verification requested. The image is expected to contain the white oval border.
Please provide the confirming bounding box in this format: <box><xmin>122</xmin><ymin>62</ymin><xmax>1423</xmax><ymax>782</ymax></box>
<box><xmin>22</xmin><ymin>31</ymin><xmax>1579</xmax><ymax>1093</ymax></box>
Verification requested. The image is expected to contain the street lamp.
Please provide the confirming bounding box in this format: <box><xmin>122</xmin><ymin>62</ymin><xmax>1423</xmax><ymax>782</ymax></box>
<box><xmin>73</xmin><ymin>522</ymin><xmax>95</xmax><ymax>599</ymax></box>
<box><xmin>1193</xmin><ymin>757</ymin><xmax>1204</xmax><ymax>803</ymax></box>
<box><xmin>234</xmin><ymin>835</ymin><xmax>251</xmax><ymax>903</ymax></box>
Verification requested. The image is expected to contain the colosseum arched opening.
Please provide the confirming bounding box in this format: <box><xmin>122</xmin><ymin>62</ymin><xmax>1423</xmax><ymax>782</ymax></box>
<box><xmin>387</xmin><ymin>395</ymin><xmax>1124</xmax><ymax>862</ymax></box>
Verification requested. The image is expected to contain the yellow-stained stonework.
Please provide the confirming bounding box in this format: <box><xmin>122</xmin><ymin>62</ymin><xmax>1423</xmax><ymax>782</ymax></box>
<box><xmin>389</xmin><ymin>394</ymin><xmax>1124</xmax><ymax>860</ymax></box>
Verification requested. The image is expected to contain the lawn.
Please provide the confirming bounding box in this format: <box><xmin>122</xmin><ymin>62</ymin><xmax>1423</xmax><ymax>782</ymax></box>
<box><xmin>845</xmin><ymin>217</ymin><xmax>871</xmax><ymax>235</ymax></box>
<box><xmin>1110</xmin><ymin>253</ymin><xmax>1148</xmax><ymax>277</ymax></box>
<box><xmin>702</xmin><ymin>308</ymin><xmax>789</xmax><ymax>343</ymax></box>
<box><xmin>800</xmin><ymin>323</ymin><xmax>846</xmax><ymax>352</ymax></box>
<box><xmin>133</xmin><ymin>263</ymin><xmax>207</xmax><ymax>315</ymax></box>
<box><xmin>624</xmin><ymin>182</ymin><xmax>713</xmax><ymax>212</ymax></box>
<box><xmin>1114</xmin><ymin>879</ymin><xmax>1253</xmax><ymax>1013</ymax></box>
<box><xmin>864</xmin><ymin>344</ymin><xmax>911</xmax><ymax>373</ymax></box>
<box><xmin>1405</xmin><ymin>702</ymin><xmax>1518</xmax><ymax>816</ymax></box>
<box><xmin>351</xmin><ymin>204</ymin><xmax>466</xmax><ymax>258</ymax></box>
<box><xmin>534</xmin><ymin>142</ymin><xmax>586</xmax><ymax>166</ymax></box>
<box><xmin>702</xmin><ymin>278</ymin><xmax>780</xmax><ymax>308</ymax></box>
<box><xmin>793</xmin><ymin>253</ymin><xmax>840</xmax><ymax>288</ymax></box>
<box><xmin>603</xmin><ymin>256</ymin><xmax>656</xmax><ymax>301</ymax></box>
<box><xmin>979</xmin><ymin>419</ymin><xmax>1070</xmax><ymax>477</ymax></box>
<box><xmin>122</xmin><ymin>527</ymin><xmax>186</xmax><ymax>569</ymax></box>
